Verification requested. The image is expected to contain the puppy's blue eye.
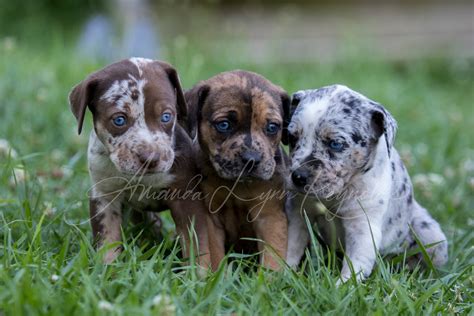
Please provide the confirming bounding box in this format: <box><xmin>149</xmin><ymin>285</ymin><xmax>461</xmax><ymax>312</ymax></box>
<box><xmin>113</xmin><ymin>116</ymin><xmax>126</xmax><ymax>127</ymax></box>
<box><xmin>329</xmin><ymin>140</ymin><xmax>344</xmax><ymax>151</ymax></box>
<box><xmin>215</xmin><ymin>120</ymin><xmax>231</xmax><ymax>133</ymax></box>
<box><xmin>266</xmin><ymin>122</ymin><xmax>280</xmax><ymax>135</ymax></box>
<box><xmin>161</xmin><ymin>113</ymin><xmax>172</xmax><ymax>123</ymax></box>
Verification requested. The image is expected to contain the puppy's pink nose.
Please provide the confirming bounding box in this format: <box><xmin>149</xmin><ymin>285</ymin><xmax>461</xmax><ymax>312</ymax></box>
<box><xmin>138</xmin><ymin>151</ymin><xmax>160</xmax><ymax>168</ymax></box>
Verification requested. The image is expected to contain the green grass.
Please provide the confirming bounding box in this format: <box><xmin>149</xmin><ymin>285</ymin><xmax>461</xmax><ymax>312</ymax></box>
<box><xmin>0</xmin><ymin>34</ymin><xmax>473</xmax><ymax>315</ymax></box>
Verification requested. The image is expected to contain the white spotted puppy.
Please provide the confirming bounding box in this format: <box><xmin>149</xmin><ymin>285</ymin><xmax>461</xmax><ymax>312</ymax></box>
<box><xmin>286</xmin><ymin>84</ymin><xmax>448</xmax><ymax>282</ymax></box>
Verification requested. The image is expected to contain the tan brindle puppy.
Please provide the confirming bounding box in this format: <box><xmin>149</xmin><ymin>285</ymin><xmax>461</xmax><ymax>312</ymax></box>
<box><xmin>185</xmin><ymin>70</ymin><xmax>291</xmax><ymax>271</ymax></box>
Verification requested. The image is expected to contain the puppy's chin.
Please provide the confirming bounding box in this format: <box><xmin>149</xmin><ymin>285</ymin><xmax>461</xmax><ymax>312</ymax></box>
<box><xmin>111</xmin><ymin>159</ymin><xmax>174</xmax><ymax>176</ymax></box>
<box><xmin>211</xmin><ymin>160</ymin><xmax>274</xmax><ymax>181</ymax></box>
<box><xmin>289</xmin><ymin>179</ymin><xmax>344</xmax><ymax>201</ymax></box>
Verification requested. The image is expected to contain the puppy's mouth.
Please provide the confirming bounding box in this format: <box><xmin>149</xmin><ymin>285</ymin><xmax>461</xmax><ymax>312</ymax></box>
<box><xmin>116</xmin><ymin>165</ymin><xmax>169</xmax><ymax>176</ymax></box>
<box><xmin>292</xmin><ymin>184</ymin><xmax>336</xmax><ymax>201</ymax></box>
<box><xmin>239</xmin><ymin>160</ymin><xmax>260</xmax><ymax>178</ymax></box>
<box><xmin>289</xmin><ymin>171</ymin><xmax>339</xmax><ymax>199</ymax></box>
<box><xmin>112</xmin><ymin>157</ymin><xmax>173</xmax><ymax>176</ymax></box>
<box><xmin>212</xmin><ymin>162</ymin><xmax>271</xmax><ymax>181</ymax></box>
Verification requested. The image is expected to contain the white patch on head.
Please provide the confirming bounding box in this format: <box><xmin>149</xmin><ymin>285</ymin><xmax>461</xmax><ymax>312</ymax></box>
<box><xmin>101</xmin><ymin>79</ymin><xmax>130</xmax><ymax>103</ymax></box>
<box><xmin>101</xmin><ymin>75</ymin><xmax>147</xmax><ymax>114</ymax></box>
<box><xmin>129</xmin><ymin>57</ymin><xmax>153</xmax><ymax>77</ymax></box>
<box><xmin>291</xmin><ymin>86</ymin><xmax>335</xmax><ymax>168</ymax></box>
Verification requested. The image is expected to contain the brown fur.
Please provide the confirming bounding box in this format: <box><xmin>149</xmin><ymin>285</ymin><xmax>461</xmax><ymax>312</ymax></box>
<box><xmin>185</xmin><ymin>70</ymin><xmax>291</xmax><ymax>270</ymax></box>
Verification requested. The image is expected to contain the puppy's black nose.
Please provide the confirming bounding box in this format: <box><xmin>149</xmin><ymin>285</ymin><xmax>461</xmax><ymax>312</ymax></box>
<box><xmin>138</xmin><ymin>151</ymin><xmax>160</xmax><ymax>169</ymax></box>
<box><xmin>241</xmin><ymin>151</ymin><xmax>262</xmax><ymax>171</ymax></box>
<box><xmin>291</xmin><ymin>169</ymin><xmax>309</xmax><ymax>187</ymax></box>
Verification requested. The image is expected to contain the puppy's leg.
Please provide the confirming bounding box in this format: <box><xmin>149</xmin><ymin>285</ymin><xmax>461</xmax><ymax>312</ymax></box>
<box><xmin>286</xmin><ymin>213</ymin><xmax>309</xmax><ymax>268</ymax></box>
<box><xmin>286</xmin><ymin>207</ymin><xmax>311</xmax><ymax>268</ymax></box>
<box><xmin>169</xmin><ymin>200</ymin><xmax>212</xmax><ymax>271</ymax></box>
<box><xmin>207</xmin><ymin>215</ymin><xmax>226</xmax><ymax>271</ymax></box>
<box><xmin>410</xmin><ymin>202</ymin><xmax>448</xmax><ymax>267</ymax></box>
<box><xmin>254</xmin><ymin>208</ymin><xmax>288</xmax><ymax>270</ymax></box>
<box><xmin>89</xmin><ymin>196</ymin><xmax>123</xmax><ymax>264</ymax></box>
<box><xmin>340</xmin><ymin>210</ymin><xmax>384</xmax><ymax>283</ymax></box>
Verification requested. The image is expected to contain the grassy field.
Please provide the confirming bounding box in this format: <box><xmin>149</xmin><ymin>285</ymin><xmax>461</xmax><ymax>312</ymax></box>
<box><xmin>0</xmin><ymin>33</ymin><xmax>473</xmax><ymax>315</ymax></box>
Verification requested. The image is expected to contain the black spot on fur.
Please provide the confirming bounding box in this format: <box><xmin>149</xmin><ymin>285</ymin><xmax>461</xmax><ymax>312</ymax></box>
<box><xmin>421</xmin><ymin>221</ymin><xmax>430</xmax><ymax>229</ymax></box>
<box><xmin>391</xmin><ymin>162</ymin><xmax>396</xmax><ymax>171</ymax></box>
<box><xmin>304</xmin><ymin>156</ymin><xmax>323</xmax><ymax>169</ymax></box>
<box><xmin>343</xmin><ymin>107</ymin><xmax>351</xmax><ymax>114</ymax></box>
<box><xmin>388</xmin><ymin>217</ymin><xmax>393</xmax><ymax>225</ymax></box>
<box><xmin>407</xmin><ymin>193</ymin><xmax>413</xmax><ymax>204</ymax></box>
<box><xmin>344</xmin><ymin>97</ymin><xmax>361</xmax><ymax>108</ymax></box>
<box><xmin>379</xmin><ymin>199</ymin><xmax>384</xmax><ymax>205</ymax></box>
<box><xmin>397</xmin><ymin>212</ymin><xmax>402</xmax><ymax>218</ymax></box>
<box><xmin>400</xmin><ymin>183</ymin><xmax>406</xmax><ymax>194</ymax></box>
<box><xmin>397</xmin><ymin>230</ymin><xmax>402</xmax><ymax>238</ymax></box>
<box><xmin>351</xmin><ymin>133</ymin><xmax>362</xmax><ymax>144</ymax></box>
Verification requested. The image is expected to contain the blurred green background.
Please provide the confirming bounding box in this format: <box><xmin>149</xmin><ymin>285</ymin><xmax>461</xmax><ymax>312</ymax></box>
<box><xmin>0</xmin><ymin>1</ymin><xmax>473</xmax><ymax>314</ymax></box>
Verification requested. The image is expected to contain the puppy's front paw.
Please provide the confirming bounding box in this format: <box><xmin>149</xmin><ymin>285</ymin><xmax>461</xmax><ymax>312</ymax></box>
<box><xmin>286</xmin><ymin>255</ymin><xmax>302</xmax><ymax>269</ymax></box>
<box><xmin>336</xmin><ymin>271</ymin><xmax>364</xmax><ymax>286</ymax></box>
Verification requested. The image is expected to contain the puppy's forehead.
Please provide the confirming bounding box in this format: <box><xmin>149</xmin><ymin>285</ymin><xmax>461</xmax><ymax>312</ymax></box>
<box><xmin>94</xmin><ymin>58</ymin><xmax>174</xmax><ymax>104</ymax></box>
<box><xmin>204</xmin><ymin>70</ymin><xmax>282</xmax><ymax>113</ymax></box>
<box><xmin>292</xmin><ymin>85</ymin><xmax>369</xmax><ymax>129</ymax></box>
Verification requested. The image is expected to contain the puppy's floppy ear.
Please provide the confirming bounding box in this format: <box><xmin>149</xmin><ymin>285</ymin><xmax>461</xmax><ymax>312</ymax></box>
<box><xmin>153</xmin><ymin>61</ymin><xmax>187</xmax><ymax>129</ymax></box>
<box><xmin>184</xmin><ymin>83</ymin><xmax>210</xmax><ymax>140</ymax></box>
<box><xmin>280</xmin><ymin>92</ymin><xmax>291</xmax><ymax>145</ymax></box>
<box><xmin>68</xmin><ymin>76</ymin><xmax>99</xmax><ymax>135</ymax></box>
<box><xmin>290</xmin><ymin>90</ymin><xmax>306</xmax><ymax>115</ymax></box>
<box><xmin>370</xmin><ymin>104</ymin><xmax>398</xmax><ymax>157</ymax></box>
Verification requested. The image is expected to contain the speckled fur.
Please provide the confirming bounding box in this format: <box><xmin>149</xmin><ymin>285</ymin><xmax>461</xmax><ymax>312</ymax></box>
<box><xmin>286</xmin><ymin>85</ymin><xmax>448</xmax><ymax>282</ymax></box>
<box><xmin>185</xmin><ymin>70</ymin><xmax>291</xmax><ymax>271</ymax></box>
<box><xmin>69</xmin><ymin>58</ymin><xmax>211</xmax><ymax>269</ymax></box>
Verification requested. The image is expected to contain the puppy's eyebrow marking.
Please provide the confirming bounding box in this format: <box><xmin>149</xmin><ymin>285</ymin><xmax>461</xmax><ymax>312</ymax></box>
<box><xmin>101</xmin><ymin>75</ymin><xmax>147</xmax><ymax>116</ymax></box>
<box><xmin>101</xmin><ymin>80</ymin><xmax>130</xmax><ymax>103</ymax></box>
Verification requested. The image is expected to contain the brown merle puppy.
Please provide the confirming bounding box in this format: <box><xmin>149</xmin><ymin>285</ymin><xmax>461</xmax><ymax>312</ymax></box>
<box><xmin>185</xmin><ymin>70</ymin><xmax>291</xmax><ymax>271</ymax></box>
<box><xmin>69</xmin><ymin>58</ymin><xmax>210</xmax><ymax>268</ymax></box>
